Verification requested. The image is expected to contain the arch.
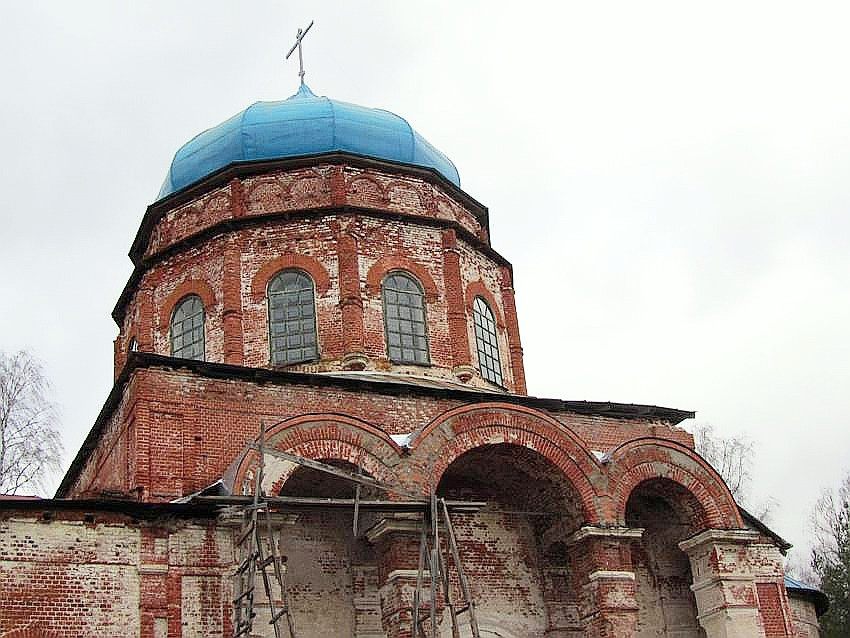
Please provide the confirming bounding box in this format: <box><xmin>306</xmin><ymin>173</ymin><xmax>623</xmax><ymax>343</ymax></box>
<box><xmin>471</xmin><ymin>295</ymin><xmax>503</xmax><ymax>385</ymax></box>
<box><xmin>409</xmin><ymin>402</ymin><xmax>604</xmax><ymax>523</ymax></box>
<box><xmin>382</xmin><ymin>271</ymin><xmax>430</xmax><ymax>365</ymax></box>
<box><xmin>267</xmin><ymin>269</ymin><xmax>319</xmax><ymax>365</ymax></box>
<box><xmin>464</xmin><ymin>279</ymin><xmax>504</xmax><ymax>328</ymax></box>
<box><xmin>2</xmin><ymin>621</ymin><xmax>62</xmax><ymax>638</ymax></box>
<box><xmin>250</xmin><ymin>254</ymin><xmax>331</xmax><ymax>300</ymax></box>
<box><xmin>347</xmin><ymin>175</ymin><xmax>387</xmax><ymax>206</ymax></box>
<box><xmin>232</xmin><ymin>413</ymin><xmax>404</xmax><ymax>497</ymax></box>
<box><xmin>169</xmin><ymin>294</ymin><xmax>205</xmax><ymax>360</ymax></box>
<box><xmin>385</xmin><ymin>179</ymin><xmax>425</xmax><ymax>210</ymax></box>
<box><xmin>157</xmin><ymin>279</ymin><xmax>216</xmax><ymax>332</ymax></box>
<box><xmin>365</xmin><ymin>256</ymin><xmax>439</xmax><ymax>302</ymax></box>
<box><xmin>607</xmin><ymin>438</ymin><xmax>744</xmax><ymax>529</ymax></box>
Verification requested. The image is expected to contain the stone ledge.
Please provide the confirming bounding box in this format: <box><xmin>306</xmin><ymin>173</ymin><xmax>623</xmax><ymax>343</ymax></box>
<box><xmin>587</xmin><ymin>570</ymin><xmax>636</xmax><ymax>582</ymax></box>
<box><xmin>679</xmin><ymin>528</ymin><xmax>760</xmax><ymax>553</ymax></box>
<box><xmin>564</xmin><ymin>526</ymin><xmax>644</xmax><ymax>545</ymax></box>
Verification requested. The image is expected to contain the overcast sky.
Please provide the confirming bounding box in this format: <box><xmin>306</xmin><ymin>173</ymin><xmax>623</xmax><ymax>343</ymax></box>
<box><xmin>1</xmin><ymin>1</ymin><xmax>848</xmax><ymax>562</ymax></box>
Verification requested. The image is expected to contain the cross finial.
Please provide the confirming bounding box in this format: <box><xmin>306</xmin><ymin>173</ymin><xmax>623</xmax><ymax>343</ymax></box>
<box><xmin>286</xmin><ymin>20</ymin><xmax>314</xmax><ymax>87</ymax></box>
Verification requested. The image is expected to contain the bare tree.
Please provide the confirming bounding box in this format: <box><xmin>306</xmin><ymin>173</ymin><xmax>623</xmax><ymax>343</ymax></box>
<box><xmin>810</xmin><ymin>473</ymin><xmax>850</xmax><ymax>636</ymax></box>
<box><xmin>693</xmin><ymin>423</ymin><xmax>754</xmax><ymax>501</ymax></box>
<box><xmin>0</xmin><ymin>350</ymin><xmax>63</xmax><ymax>495</ymax></box>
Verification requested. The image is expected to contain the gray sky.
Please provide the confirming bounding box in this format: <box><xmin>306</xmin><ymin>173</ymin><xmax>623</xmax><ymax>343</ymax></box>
<box><xmin>1</xmin><ymin>1</ymin><xmax>848</xmax><ymax>562</ymax></box>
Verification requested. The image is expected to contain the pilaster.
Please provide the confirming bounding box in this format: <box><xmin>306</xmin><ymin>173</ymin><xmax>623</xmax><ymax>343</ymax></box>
<box><xmin>565</xmin><ymin>526</ymin><xmax>643</xmax><ymax>638</ymax></box>
<box><xmin>498</xmin><ymin>265</ymin><xmax>526</xmax><ymax>394</ymax></box>
<box><xmin>338</xmin><ymin>231</ymin><xmax>368</xmax><ymax>370</ymax></box>
<box><xmin>679</xmin><ymin>529</ymin><xmax>767</xmax><ymax>638</ymax></box>
<box><xmin>441</xmin><ymin>229</ymin><xmax>473</xmax><ymax>381</ymax></box>
<box><xmin>222</xmin><ymin>236</ymin><xmax>244</xmax><ymax>365</ymax></box>
<box><xmin>367</xmin><ymin>515</ymin><xmax>423</xmax><ymax>638</ymax></box>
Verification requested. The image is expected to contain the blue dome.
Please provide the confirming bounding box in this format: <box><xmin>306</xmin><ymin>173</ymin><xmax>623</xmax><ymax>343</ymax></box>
<box><xmin>158</xmin><ymin>84</ymin><xmax>460</xmax><ymax>200</ymax></box>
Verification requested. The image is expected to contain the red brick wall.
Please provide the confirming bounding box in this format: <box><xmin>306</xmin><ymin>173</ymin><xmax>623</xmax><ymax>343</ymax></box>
<box><xmin>115</xmin><ymin>162</ymin><xmax>525</xmax><ymax>392</ymax></box>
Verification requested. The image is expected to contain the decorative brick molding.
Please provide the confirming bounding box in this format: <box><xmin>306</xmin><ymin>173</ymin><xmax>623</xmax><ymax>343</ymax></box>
<box><xmin>364</xmin><ymin>255</ymin><xmax>439</xmax><ymax>302</ymax></box>
<box><xmin>249</xmin><ymin>253</ymin><xmax>332</xmax><ymax>301</ymax></box>
<box><xmin>608</xmin><ymin>438</ymin><xmax>744</xmax><ymax>529</ymax></box>
<box><xmin>498</xmin><ymin>265</ymin><xmax>526</xmax><ymax>394</ymax></box>
<box><xmin>409</xmin><ymin>402</ymin><xmax>603</xmax><ymax>523</ymax></box>
<box><xmin>157</xmin><ymin>279</ymin><xmax>217</xmax><ymax>333</ymax></box>
<box><xmin>464</xmin><ymin>279</ymin><xmax>505</xmax><ymax>328</ymax></box>
<box><xmin>231</xmin><ymin>413</ymin><xmax>404</xmax><ymax>496</ymax></box>
<box><xmin>1</xmin><ymin>622</ymin><xmax>62</xmax><ymax>638</ymax></box>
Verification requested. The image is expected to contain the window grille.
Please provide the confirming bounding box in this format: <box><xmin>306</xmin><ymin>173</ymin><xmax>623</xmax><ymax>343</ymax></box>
<box><xmin>268</xmin><ymin>270</ymin><xmax>318</xmax><ymax>365</ymax></box>
<box><xmin>171</xmin><ymin>295</ymin><xmax>205</xmax><ymax>360</ymax></box>
<box><xmin>473</xmin><ymin>296</ymin><xmax>502</xmax><ymax>385</ymax></box>
<box><xmin>382</xmin><ymin>272</ymin><xmax>430</xmax><ymax>365</ymax></box>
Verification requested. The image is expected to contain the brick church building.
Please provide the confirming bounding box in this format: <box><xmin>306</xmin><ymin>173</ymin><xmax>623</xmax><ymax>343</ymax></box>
<box><xmin>0</xmin><ymin>76</ymin><xmax>826</xmax><ymax>637</ymax></box>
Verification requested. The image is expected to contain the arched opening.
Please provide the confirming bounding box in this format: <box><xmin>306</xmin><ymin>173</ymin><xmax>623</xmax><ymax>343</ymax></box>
<box><xmin>626</xmin><ymin>478</ymin><xmax>707</xmax><ymax>638</ymax></box>
<box><xmin>275</xmin><ymin>460</ymin><xmax>386</xmax><ymax>638</ymax></box>
<box><xmin>436</xmin><ymin>444</ymin><xmax>587</xmax><ymax>637</ymax></box>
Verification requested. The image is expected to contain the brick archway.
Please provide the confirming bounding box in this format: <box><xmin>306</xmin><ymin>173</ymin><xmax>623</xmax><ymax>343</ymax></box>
<box><xmin>464</xmin><ymin>279</ymin><xmax>504</xmax><ymax>328</ymax></box>
<box><xmin>249</xmin><ymin>253</ymin><xmax>332</xmax><ymax>300</ymax></box>
<box><xmin>607</xmin><ymin>438</ymin><xmax>743</xmax><ymax>529</ymax></box>
<box><xmin>232</xmin><ymin>413</ymin><xmax>403</xmax><ymax>497</ymax></box>
<box><xmin>408</xmin><ymin>402</ymin><xmax>604</xmax><ymax>523</ymax></box>
<box><xmin>157</xmin><ymin>279</ymin><xmax>217</xmax><ymax>332</ymax></box>
<box><xmin>365</xmin><ymin>255</ymin><xmax>439</xmax><ymax>302</ymax></box>
<box><xmin>1</xmin><ymin>622</ymin><xmax>61</xmax><ymax>638</ymax></box>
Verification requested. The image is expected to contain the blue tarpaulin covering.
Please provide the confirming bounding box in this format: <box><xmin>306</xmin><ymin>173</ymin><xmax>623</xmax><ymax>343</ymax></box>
<box><xmin>158</xmin><ymin>84</ymin><xmax>460</xmax><ymax>200</ymax></box>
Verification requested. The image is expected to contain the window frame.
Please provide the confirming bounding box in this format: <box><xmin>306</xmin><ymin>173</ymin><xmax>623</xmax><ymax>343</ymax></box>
<box><xmin>267</xmin><ymin>268</ymin><xmax>320</xmax><ymax>366</ymax></box>
<box><xmin>170</xmin><ymin>294</ymin><xmax>205</xmax><ymax>361</ymax></box>
<box><xmin>381</xmin><ymin>270</ymin><xmax>431</xmax><ymax>366</ymax></box>
<box><xmin>472</xmin><ymin>295</ymin><xmax>503</xmax><ymax>386</ymax></box>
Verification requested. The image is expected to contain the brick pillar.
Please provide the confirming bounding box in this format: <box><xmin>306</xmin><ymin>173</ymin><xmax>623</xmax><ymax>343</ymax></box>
<box><xmin>230</xmin><ymin>177</ymin><xmax>246</xmax><ymax>218</ymax></box>
<box><xmin>330</xmin><ymin>165</ymin><xmax>347</xmax><ymax>205</ymax></box>
<box><xmin>222</xmin><ymin>237</ymin><xmax>244</xmax><ymax>365</ymax></box>
<box><xmin>567</xmin><ymin>526</ymin><xmax>642</xmax><ymax>638</ymax></box>
<box><xmin>442</xmin><ymin>229</ymin><xmax>474</xmax><ymax>383</ymax></box>
<box><xmin>338</xmin><ymin>231</ymin><xmax>368</xmax><ymax>370</ymax></box>
<box><xmin>679</xmin><ymin>529</ymin><xmax>767</xmax><ymax>638</ymax></box>
<box><xmin>139</xmin><ymin>527</ymin><xmax>169</xmax><ymax>638</ymax></box>
<box><xmin>367</xmin><ymin>515</ymin><xmax>423</xmax><ymax>638</ymax></box>
<box><xmin>138</xmin><ymin>285</ymin><xmax>155</xmax><ymax>353</ymax></box>
<box><xmin>498</xmin><ymin>265</ymin><xmax>527</xmax><ymax>394</ymax></box>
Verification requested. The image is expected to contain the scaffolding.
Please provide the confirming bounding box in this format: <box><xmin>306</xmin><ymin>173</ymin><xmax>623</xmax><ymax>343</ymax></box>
<box><xmin>194</xmin><ymin>422</ymin><xmax>484</xmax><ymax>638</ymax></box>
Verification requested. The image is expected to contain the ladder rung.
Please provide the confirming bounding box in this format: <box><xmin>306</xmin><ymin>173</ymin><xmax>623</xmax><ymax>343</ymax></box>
<box><xmin>233</xmin><ymin>587</ymin><xmax>255</xmax><ymax>603</ymax></box>
<box><xmin>455</xmin><ymin>604</ymin><xmax>470</xmax><ymax>614</ymax></box>
<box><xmin>270</xmin><ymin>607</ymin><xmax>290</xmax><ymax>622</ymax></box>
<box><xmin>237</xmin><ymin>524</ymin><xmax>256</xmax><ymax>545</ymax></box>
<box><xmin>258</xmin><ymin>555</ymin><xmax>276</xmax><ymax>569</ymax></box>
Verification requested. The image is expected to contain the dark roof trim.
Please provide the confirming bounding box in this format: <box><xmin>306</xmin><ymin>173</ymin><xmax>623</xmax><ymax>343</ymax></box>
<box><xmin>56</xmin><ymin>352</ymin><xmax>695</xmax><ymax>498</ymax></box>
<box><xmin>133</xmin><ymin>152</ymin><xmax>490</xmax><ymax>263</ymax></box>
<box><xmin>740</xmin><ymin>506</ymin><xmax>793</xmax><ymax>551</ymax></box>
<box><xmin>113</xmin><ymin>206</ymin><xmax>508</xmax><ymax>326</ymax></box>
<box><xmin>0</xmin><ymin>497</ymin><xmax>220</xmax><ymax>519</ymax></box>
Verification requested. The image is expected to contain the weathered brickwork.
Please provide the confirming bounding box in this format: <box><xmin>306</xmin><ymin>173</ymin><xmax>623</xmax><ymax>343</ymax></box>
<box><xmin>5</xmin><ymin>147</ymin><xmax>821</xmax><ymax>637</ymax></box>
<box><xmin>114</xmin><ymin>180</ymin><xmax>522</xmax><ymax>391</ymax></box>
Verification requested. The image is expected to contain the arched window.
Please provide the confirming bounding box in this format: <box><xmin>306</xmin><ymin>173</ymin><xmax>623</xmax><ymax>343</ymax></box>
<box><xmin>268</xmin><ymin>270</ymin><xmax>318</xmax><ymax>365</ymax></box>
<box><xmin>473</xmin><ymin>296</ymin><xmax>502</xmax><ymax>385</ymax></box>
<box><xmin>170</xmin><ymin>295</ymin><xmax>205</xmax><ymax>360</ymax></box>
<box><xmin>382</xmin><ymin>271</ymin><xmax>430</xmax><ymax>365</ymax></box>
<box><xmin>128</xmin><ymin>337</ymin><xmax>138</xmax><ymax>352</ymax></box>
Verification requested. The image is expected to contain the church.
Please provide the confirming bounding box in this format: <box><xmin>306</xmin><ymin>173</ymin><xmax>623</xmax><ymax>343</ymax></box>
<box><xmin>0</xmin><ymin>35</ymin><xmax>827</xmax><ymax>638</ymax></box>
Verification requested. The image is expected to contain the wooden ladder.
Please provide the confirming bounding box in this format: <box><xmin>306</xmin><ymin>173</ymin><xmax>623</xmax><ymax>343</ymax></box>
<box><xmin>232</xmin><ymin>423</ymin><xmax>297</xmax><ymax>638</ymax></box>
<box><xmin>412</xmin><ymin>494</ymin><xmax>481</xmax><ymax>638</ymax></box>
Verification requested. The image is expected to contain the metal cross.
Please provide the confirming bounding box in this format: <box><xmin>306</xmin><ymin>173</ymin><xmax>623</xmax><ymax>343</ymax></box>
<box><xmin>286</xmin><ymin>20</ymin><xmax>314</xmax><ymax>86</ymax></box>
